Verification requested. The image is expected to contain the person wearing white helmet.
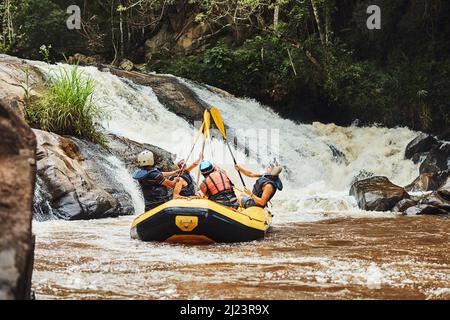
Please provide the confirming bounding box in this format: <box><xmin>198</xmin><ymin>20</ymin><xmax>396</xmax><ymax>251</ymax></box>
<box><xmin>234</xmin><ymin>163</ymin><xmax>283</xmax><ymax>208</ymax></box>
<box><xmin>132</xmin><ymin>150</ymin><xmax>179</xmax><ymax>211</ymax></box>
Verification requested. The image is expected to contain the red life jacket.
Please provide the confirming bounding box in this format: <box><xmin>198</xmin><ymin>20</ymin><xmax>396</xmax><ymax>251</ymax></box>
<box><xmin>205</xmin><ymin>171</ymin><xmax>233</xmax><ymax>196</ymax></box>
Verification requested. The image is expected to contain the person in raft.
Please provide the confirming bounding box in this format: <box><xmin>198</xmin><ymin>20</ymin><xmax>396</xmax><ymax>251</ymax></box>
<box><xmin>172</xmin><ymin>157</ymin><xmax>200</xmax><ymax>198</ymax></box>
<box><xmin>132</xmin><ymin>150</ymin><xmax>179</xmax><ymax>211</ymax></box>
<box><xmin>198</xmin><ymin>160</ymin><xmax>239</xmax><ymax>209</ymax></box>
<box><xmin>234</xmin><ymin>163</ymin><xmax>283</xmax><ymax>208</ymax></box>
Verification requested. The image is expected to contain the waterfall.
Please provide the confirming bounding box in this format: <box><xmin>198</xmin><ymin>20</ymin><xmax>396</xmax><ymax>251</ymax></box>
<box><xmin>30</xmin><ymin>61</ymin><xmax>420</xmax><ymax>222</ymax></box>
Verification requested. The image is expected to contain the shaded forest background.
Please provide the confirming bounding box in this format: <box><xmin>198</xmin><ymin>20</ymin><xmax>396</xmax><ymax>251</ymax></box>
<box><xmin>1</xmin><ymin>0</ymin><xmax>449</xmax><ymax>134</ymax></box>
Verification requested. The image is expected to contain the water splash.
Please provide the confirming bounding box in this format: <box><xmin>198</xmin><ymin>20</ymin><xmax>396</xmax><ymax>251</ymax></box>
<box><xmin>29</xmin><ymin>61</ymin><xmax>420</xmax><ymax>222</ymax></box>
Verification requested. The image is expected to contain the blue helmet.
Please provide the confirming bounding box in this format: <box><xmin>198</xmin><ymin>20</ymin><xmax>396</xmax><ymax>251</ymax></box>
<box><xmin>199</xmin><ymin>160</ymin><xmax>214</xmax><ymax>175</ymax></box>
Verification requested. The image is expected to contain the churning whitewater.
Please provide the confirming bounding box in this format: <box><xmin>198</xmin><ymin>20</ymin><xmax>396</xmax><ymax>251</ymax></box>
<box><xmin>30</xmin><ymin>61</ymin><xmax>419</xmax><ymax>223</ymax></box>
<box><xmin>29</xmin><ymin>62</ymin><xmax>449</xmax><ymax>300</ymax></box>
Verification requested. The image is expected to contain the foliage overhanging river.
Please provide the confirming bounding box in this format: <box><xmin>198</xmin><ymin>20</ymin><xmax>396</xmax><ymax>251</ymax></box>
<box><xmin>30</xmin><ymin>62</ymin><xmax>450</xmax><ymax>300</ymax></box>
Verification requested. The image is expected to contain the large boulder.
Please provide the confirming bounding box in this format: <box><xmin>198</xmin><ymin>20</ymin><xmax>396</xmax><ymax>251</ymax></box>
<box><xmin>419</xmin><ymin>142</ymin><xmax>450</xmax><ymax>174</ymax></box>
<box><xmin>0</xmin><ymin>54</ymin><xmax>45</xmax><ymax>118</ymax></box>
<box><xmin>33</xmin><ymin>130</ymin><xmax>175</xmax><ymax>221</ymax></box>
<box><xmin>118</xmin><ymin>59</ymin><xmax>134</xmax><ymax>71</ymax></box>
<box><xmin>34</xmin><ymin>130</ymin><xmax>133</xmax><ymax>220</ymax></box>
<box><xmin>404</xmin><ymin>133</ymin><xmax>439</xmax><ymax>163</ymax></box>
<box><xmin>419</xmin><ymin>191</ymin><xmax>450</xmax><ymax>213</ymax></box>
<box><xmin>350</xmin><ymin>176</ymin><xmax>410</xmax><ymax>211</ymax></box>
<box><xmin>404</xmin><ymin>170</ymin><xmax>450</xmax><ymax>192</ymax></box>
<box><xmin>102</xmin><ymin>67</ymin><xmax>206</xmax><ymax>123</ymax></box>
<box><xmin>106</xmin><ymin>134</ymin><xmax>174</xmax><ymax>171</ymax></box>
<box><xmin>392</xmin><ymin>199</ymin><xmax>418</xmax><ymax>213</ymax></box>
<box><xmin>404</xmin><ymin>205</ymin><xmax>449</xmax><ymax>216</ymax></box>
<box><xmin>0</xmin><ymin>101</ymin><xmax>36</xmax><ymax>300</ymax></box>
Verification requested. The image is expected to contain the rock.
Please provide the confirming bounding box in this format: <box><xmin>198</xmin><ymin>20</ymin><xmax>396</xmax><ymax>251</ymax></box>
<box><xmin>67</xmin><ymin>53</ymin><xmax>104</xmax><ymax>66</ymax></box>
<box><xmin>404</xmin><ymin>133</ymin><xmax>439</xmax><ymax>163</ymax></box>
<box><xmin>393</xmin><ymin>199</ymin><xmax>417</xmax><ymax>213</ymax></box>
<box><xmin>33</xmin><ymin>130</ymin><xmax>133</xmax><ymax>220</ymax></box>
<box><xmin>419</xmin><ymin>142</ymin><xmax>450</xmax><ymax>174</ymax></box>
<box><xmin>404</xmin><ymin>170</ymin><xmax>450</xmax><ymax>192</ymax></box>
<box><xmin>438</xmin><ymin>175</ymin><xmax>450</xmax><ymax>200</ymax></box>
<box><xmin>102</xmin><ymin>66</ymin><xmax>205</xmax><ymax>122</ymax></box>
<box><xmin>419</xmin><ymin>191</ymin><xmax>450</xmax><ymax>213</ymax></box>
<box><xmin>119</xmin><ymin>59</ymin><xmax>134</xmax><ymax>71</ymax></box>
<box><xmin>404</xmin><ymin>205</ymin><xmax>449</xmax><ymax>216</ymax></box>
<box><xmin>33</xmin><ymin>130</ymin><xmax>175</xmax><ymax>221</ymax></box>
<box><xmin>0</xmin><ymin>101</ymin><xmax>36</xmax><ymax>300</ymax></box>
<box><xmin>350</xmin><ymin>176</ymin><xmax>410</xmax><ymax>211</ymax></box>
<box><xmin>145</xmin><ymin>23</ymin><xmax>173</xmax><ymax>54</ymax></box>
<box><xmin>328</xmin><ymin>144</ymin><xmax>348</xmax><ymax>165</ymax></box>
<box><xmin>350</xmin><ymin>170</ymin><xmax>374</xmax><ymax>186</ymax></box>
<box><xmin>106</xmin><ymin>134</ymin><xmax>174</xmax><ymax>172</ymax></box>
<box><xmin>0</xmin><ymin>54</ymin><xmax>46</xmax><ymax>118</ymax></box>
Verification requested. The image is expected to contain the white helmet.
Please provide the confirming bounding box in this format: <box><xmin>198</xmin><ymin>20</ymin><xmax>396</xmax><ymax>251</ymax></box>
<box><xmin>137</xmin><ymin>150</ymin><xmax>154</xmax><ymax>167</ymax></box>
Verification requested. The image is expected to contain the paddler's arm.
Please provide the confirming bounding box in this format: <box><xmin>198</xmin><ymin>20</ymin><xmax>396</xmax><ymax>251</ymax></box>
<box><xmin>186</xmin><ymin>159</ymin><xmax>200</xmax><ymax>173</ymax></box>
<box><xmin>246</xmin><ymin>184</ymin><xmax>274</xmax><ymax>207</ymax></box>
<box><xmin>173</xmin><ymin>178</ymin><xmax>187</xmax><ymax>198</ymax></box>
<box><xmin>199</xmin><ymin>182</ymin><xmax>208</xmax><ymax>198</ymax></box>
<box><xmin>162</xmin><ymin>170</ymin><xmax>180</xmax><ymax>177</ymax></box>
<box><xmin>235</xmin><ymin>164</ymin><xmax>262</xmax><ymax>178</ymax></box>
<box><xmin>161</xmin><ymin>177</ymin><xmax>178</xmax><ymax>189</ymax></box>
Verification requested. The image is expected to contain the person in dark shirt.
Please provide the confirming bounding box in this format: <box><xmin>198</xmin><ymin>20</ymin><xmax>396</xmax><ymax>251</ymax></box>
<box><xmin>172</xmin><ymin>158</ymin><xmax>200</xmax><ymax>198</ymax></box>
<box><xmin>235</xmin><ymin>163</ymin><xmax>283</xmax><ymax>208</ymax></box>
<box><xmin>132</xmin><ymin>150</ymin><xmax>178</xmax><ymax>211</ymax></box>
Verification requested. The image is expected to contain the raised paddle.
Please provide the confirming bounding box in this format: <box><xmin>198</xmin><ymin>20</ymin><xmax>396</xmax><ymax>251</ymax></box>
<box><xmin>210</xmin><ymin>107</ymin><xmax>247</xmax><ymax>188</ymax></box>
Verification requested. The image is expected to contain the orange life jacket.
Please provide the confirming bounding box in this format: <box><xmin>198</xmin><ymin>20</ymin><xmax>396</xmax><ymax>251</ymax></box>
<box><xmin>205</xmin><ymin>171</ymin><xmax>233</xmax><ymax>196</ymax></box>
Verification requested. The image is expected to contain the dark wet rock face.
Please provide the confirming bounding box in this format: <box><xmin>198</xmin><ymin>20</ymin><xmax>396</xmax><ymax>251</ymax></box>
<box><xmin>419</xmin><ymin>143</ymin><xmax>450</xmax><ymax>174</ymax></box>
<box><xmin>404</xmin><ymin>205</ymin><xmax>449</xmax><ymax>216</ymax></box>
<box><xmin>404</xmin><ymin>133</ymin><xmax>439</xmax><ymax>163</ymax></box>
<box><xmin>350</xmin><ymin>176</ymin><xmax>409</xmax><ymax>212</ymax></box>
<box><xmin>0</xmin><ymin>101</ymin><xmax>36</xmax><ymax>300</ymax></box>
<box><xmin>101</xmin><ymin>67</ymin><xmax>205</xmax><ymax>123</ymax></box>
<box><xmin>34</xmin><ymin>130</ymin><xmax>130</xmax><ymax>220</ymax></box>
<box><xmin>393</xmin><ymin>199</ymin><xmax>418</xmax><ymax>213</ymax></box>
<box><xmin>106</xmin><ymin>134</ymin><xmax>174</xmax><ymax>172</ymax></box>
<box><xmin>405</xmin><ymin>170</ymin><xmax>450</xmax><ymax>192</ymax></box>
<box><xmin>33</xmin><ymin>130</ymin><xmax>175</xmax><ymax>221</ymax></box>
<box><xmin>328</xmin><ymin>145</ymin><xmax>348</xmax><ymax>165</ymax></box>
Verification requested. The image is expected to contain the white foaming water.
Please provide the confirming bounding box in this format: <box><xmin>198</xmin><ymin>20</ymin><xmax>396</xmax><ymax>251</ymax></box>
<box><xmin>104</xmin><ymin>155</ymin><xmax>145</xmax><ymax>214</ymax></box>
<box><xmin>30</xmin><ymin>61</ymin><xmax>420</xmax><ymax>223</ymax></box>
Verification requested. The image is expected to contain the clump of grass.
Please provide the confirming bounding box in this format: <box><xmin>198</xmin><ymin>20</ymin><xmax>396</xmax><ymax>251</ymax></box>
<box><xmin>27</xmin><ymin>65</ymin><xmax>106</xmax><ymax>145</ymax></box>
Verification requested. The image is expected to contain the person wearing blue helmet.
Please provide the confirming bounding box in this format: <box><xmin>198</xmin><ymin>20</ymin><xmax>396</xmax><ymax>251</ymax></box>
<box><xmin>199</xmin><ymin>160</ymin><xmax>239</xmax><ymax>209</ymax></box>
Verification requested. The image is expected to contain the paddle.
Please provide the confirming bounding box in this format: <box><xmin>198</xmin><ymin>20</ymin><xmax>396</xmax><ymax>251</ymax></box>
<box><xmin>210</xmin><ymin>107</ymin><xmax>247</xmax><ymax>188</ymax></box>
<box><xmin>196</xmin><ymin>110</ymin><xmax>211</xmax><ymax>191</ymax></box>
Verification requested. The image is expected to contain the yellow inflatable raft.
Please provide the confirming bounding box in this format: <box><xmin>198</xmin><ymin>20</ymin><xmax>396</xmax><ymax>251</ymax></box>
<box><xmin>130</xmin><ymin>198</ymin><xmax>272</xmax><ymax>244</ymax></box>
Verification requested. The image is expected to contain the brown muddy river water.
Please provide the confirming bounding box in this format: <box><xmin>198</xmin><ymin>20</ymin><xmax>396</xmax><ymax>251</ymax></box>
<box><xmin>32</xmin><ymin>215</ymin><xmax>450</xmax><ymax>300</ymax></box>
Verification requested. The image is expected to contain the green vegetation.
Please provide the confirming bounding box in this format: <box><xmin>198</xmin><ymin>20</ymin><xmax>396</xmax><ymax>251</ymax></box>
<box><xmin>26</xmin><ymin>66</ymin><xmax>106</xmax><ymax>144</ymax></box>
<box><xmin>2</xmin><ymin>0</ymin><xmax>450</xmax><ymax>134</ymax></box>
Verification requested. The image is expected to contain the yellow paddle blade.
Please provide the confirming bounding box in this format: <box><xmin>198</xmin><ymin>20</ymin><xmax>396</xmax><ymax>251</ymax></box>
<box><xmin>194</xmin><ymin>121</ymin><xmax>205</xmax><ymax>145</ymax></box>
<box><xmin>210</xmin><ymin>107</ymin><xmax>227</xmax><ymax>140</ymax></box>
<box><xmin>203</xmin><ymin>109</ymin><xmax>211</xmax><ymax>138</ymax></box>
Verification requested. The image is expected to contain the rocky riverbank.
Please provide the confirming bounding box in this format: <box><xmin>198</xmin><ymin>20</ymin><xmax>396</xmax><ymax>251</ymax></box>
<box><xmin>350</xmin><ymin>134</ymin><xmax>450</xmax><ymax>215</ymax></box>
<box><xmin>0</xmin><ymin>100</ymin><xmax>36</xmax><ymax>299</ymax></box>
